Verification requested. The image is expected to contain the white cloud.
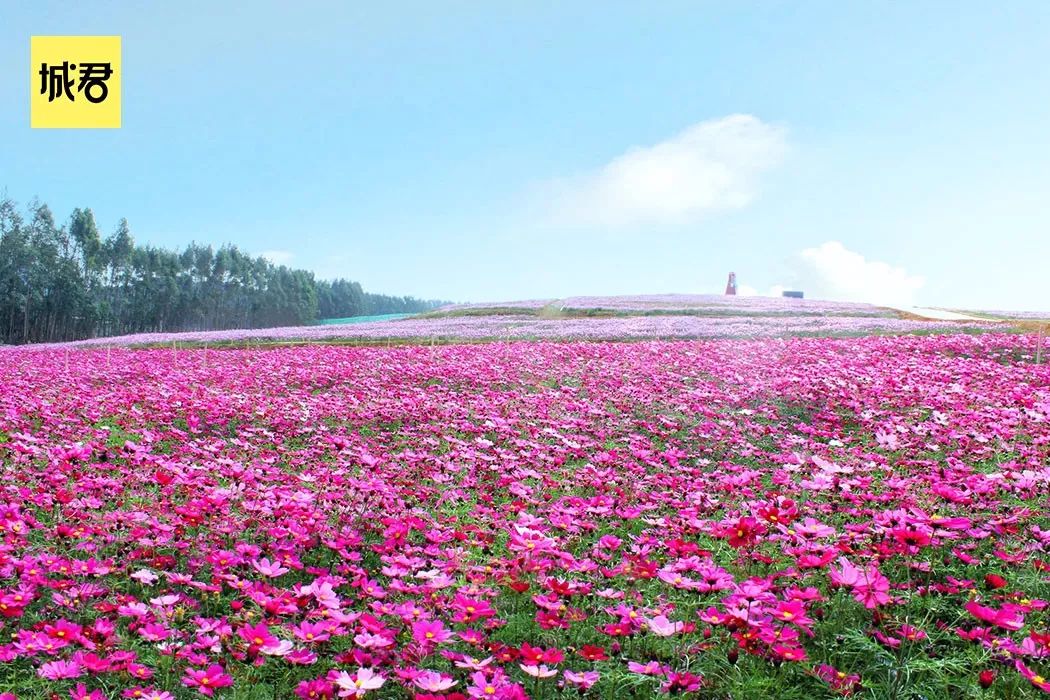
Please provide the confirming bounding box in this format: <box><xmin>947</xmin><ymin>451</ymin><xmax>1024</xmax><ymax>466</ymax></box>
<box><xmin>259</xmin><ymin>250</ymin><xmax>294</xmax><ymax>266</ymax></box>
<box><xmin>543</xmin><ymin>114</ymin><xmax>787</xmax><ymax>229</ymax></box>
<box><xmin>784</xmin><ymin>241</ymin><xmax>925</xmax><ymax>306</ymax></box>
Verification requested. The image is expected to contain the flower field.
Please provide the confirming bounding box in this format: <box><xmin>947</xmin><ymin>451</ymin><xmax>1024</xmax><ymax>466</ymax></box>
<box><xmin>437</xmin><ymin>296</ymin><xmax>892</xmax><ymax>317</ymax></box>
<box><xmin>0</xmin><ymin>333</ymin><xmax>1048</xmax><ymax>699</ymax></box>
<box><xmin>28</xmin><ymin>314</ymin><xmax>994</xmax><ymax>350</ymax></box>
<box><xmin>554</xmin><ymin>296</ymin><xmax>892</xmax><ymax>316</ymax></box>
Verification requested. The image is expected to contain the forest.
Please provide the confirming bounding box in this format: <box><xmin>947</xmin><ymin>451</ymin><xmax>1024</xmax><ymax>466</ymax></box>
<box><xmin>0</xmin><ymin>197</ymin><xmax>444</xmax><ymax>344</ymax></box>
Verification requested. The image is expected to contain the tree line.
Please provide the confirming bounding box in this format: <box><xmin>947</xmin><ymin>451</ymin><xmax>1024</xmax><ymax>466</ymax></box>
<box><xmin>0</xmin><ymin>197</ymin><xmax>444</xmax><ymax>344</ymax></box>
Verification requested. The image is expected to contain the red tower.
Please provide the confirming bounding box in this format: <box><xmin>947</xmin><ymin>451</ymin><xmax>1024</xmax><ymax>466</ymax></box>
<box><xmin>725</xmin><ymin>272</ymin><xmax>737</xmax><ymax>296</ymax></box>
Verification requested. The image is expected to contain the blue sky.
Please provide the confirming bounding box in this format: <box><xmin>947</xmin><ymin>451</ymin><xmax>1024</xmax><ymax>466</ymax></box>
<box><xmin>3</xmin><ymin>2</ymin><xmax>1049</xmax><ymax>309</ymax></box>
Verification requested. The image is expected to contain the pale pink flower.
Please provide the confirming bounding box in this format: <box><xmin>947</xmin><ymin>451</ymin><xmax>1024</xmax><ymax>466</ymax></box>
<box><xmin>335</xmin><ymin>668</ymin><xmax>386</xmax><ymax>697</ymax></box>
<box><xmin>646</xmin><ymin>615</ymin><xmax>684</xmax><ymax>637</ymax></box>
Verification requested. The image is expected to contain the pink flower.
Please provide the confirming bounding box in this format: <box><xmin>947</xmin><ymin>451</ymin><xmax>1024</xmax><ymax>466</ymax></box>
<box><xmin>259</xmin><ymin>639</ymin><xmax>294</xmax><ymax>657</ymax></box>
<box><xmin>564</xmin><ymin>670</ymin><xmax>600</xmax><ymax>689</ymax></box>
<box><xmin>39</xmin><ymin>659</ymin><xmax>83</xmax><ymax>680</ymax></box>
<box><xmin>45</xmin><ymin>620</ymin><xmax>82</xmax><ymax>643</ymax></box>
<box><xmin>771</xmin><ymin>644</ymin><xmax>807</xmax><ymax>662</ymax></box>
<box><xmin>412</xmin><ymin>670</ymin><xmax>458</xmax><ymax>691</ymax></box>
<box><xmin>645</xmin><ymin>615</ymin><xmax>684</xmax><ymax>637</ymax></box>
<box><xmin>251</xmin><ymin>557</ymin><xmax>289</xmax><ymax>578</ymax></box>
<box><xmin>292</xmin><ymin>620</ymin><xmax>333</xmax><ymax>644</ymax></box>
<box><xmin>831</xmin><ymin>558</ymin><xmax>891</xmax><ymax>609</ymax></box>
<box><xmin>139</xmin><ymin>622</ymin><xmax>171</xmax><ymax>642</ymax></box>
<box><xmin>182</xmin><ymin>664</ymin><xmax>234</xmax><ymax>697</ymax></box>
<box><xmin>285</xmin><ymin>648</ymin><xmax>319</xmax><ymax>665</ymax></box>
<box><xmin>662</xmin><ymin>671</ymin><xmax>704</xmax><ymax>693</ymax></box>
<box><xmin>69</xmin><ymin>684</ymin><xmax>105</xmax><ymax>700</ymax></box>
<box><xmin>334</xmin><ymin>668</ymin><xmax>386</xmax><ymax>697</ymax></box>
<box><xmin>771</xmin><ymin>600</ymin><xmax>812</xmax><ymax>627</ymax></box>
<box><xmin>815</xmin><ymin>665</ymin><xmax>861</xmax><ymax>693</ymax></box>
<box><xmin>1015</xmin><ymin>660</ymin><xmax>1050</xmax><ymax>692</ymax></box>
<box><xmin>965</xmin><ymin>601</ymin><xmax>1026</xmax><ymax>631</ymax></box>
<box><xmin>411</xmin><ymin>619</ymin><xmax>452</xmax><ymax>646</ymax></box>
<box><xmin>127</xmin><ymin>690</ymin><xmax>174</xmax><ymax>700</ymax></box>
<box><xmin>131</xmin><ymin>568</ymin><xmax>160</xmax><ymax>585</ymax></box>
<box><xmin>294</xmin><ymin>679</ymin><xmax>335</xmax><ymax>699</ymax></box>
<box><xmin>519</xmin><ymin>664</ymin><xmax>558</xmax><ymax>678</ymax></box>
<box><xmin>628</xmin><ymin>660</ymin><xmax>665</xmax><ymax>675</ymax></box>
<box><xmin>238</xmin><ymin>622</ymin><xmax>278</xmax><ymax>649</ymax></box>
<box><xmin>451</xmin><ymin>595</ymin><xmax>497</xmax><ymax>623</ymax></box>
<box><xmin>467</xmin><ymin>670</ymin><xmax>519</xmax><ymax>699</ymax></box>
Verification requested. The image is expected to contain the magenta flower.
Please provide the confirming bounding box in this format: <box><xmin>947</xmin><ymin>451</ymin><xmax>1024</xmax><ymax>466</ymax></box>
<box><xmin>411</xmin><ymin>619</ymin><xmax>452</xmax><ymax>646</ymax></box>
<box><xmin>292</xmin><ymin>620</ymin><xmax>333</xmax><ymax>644</ymax></box>
<box><xmin>138</xmin><ymin>622</ymin><xmax>171</xmax><ymax>642</ymax></box>
<box><xmin>38</xmin><ymin>659</ymin><xmax>83</xmax><ymax>680</ymax></box>
<box><xmin>182</xmin><ymin>664</ymin><xmax>234</xmax><ymax>697</ymax></box>
<box><xmin>294</xmin><ymin>678</ymin><xmax>335</xmax><ymax>699</ymax></box>
<box><xmin>69</xmin><ymin>684</ymin><xmax>105</xmax><ymax>700</ymax></box>
<box><xmin>237</xmin><ymin>622</ymin><xmax>278</xmax><ymax>649</ymax></box>
<box><xmin>964</xmin><ymin>601</ymin><xmax>1026</xmax><ymax>631</ymax></box>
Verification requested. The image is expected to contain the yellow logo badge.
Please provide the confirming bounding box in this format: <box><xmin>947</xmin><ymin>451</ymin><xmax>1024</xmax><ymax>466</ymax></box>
<box><xmin>31</xmin><ymin>36</ymin><xmax>121</xmax><ymax>129</ymax></box>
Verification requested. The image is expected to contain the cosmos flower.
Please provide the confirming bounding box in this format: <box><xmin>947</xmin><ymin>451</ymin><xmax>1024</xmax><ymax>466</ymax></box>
<box><xmin>411</xmin><ymin>619</ymin><xmax>452</xmax><ymax>646</ymax></box>
<box><xmin>38</xmin><ymin>659</ymin><xmax>83</xmax><ymax>680</ymax></box>
<box><xmin>182</xmin><ymin>664</ymin><xmax>234</xmax><ymax>697</ymax></box>
<box><xmin>334</xmin><ymin>668</ymin><xmax>386</xmax><ymax>697</ymax></box>
<box><xmin>563</xmin><ymin>670</ymin><xmax>600</xmax><ymax>689</ymax></box>
<box><xmin>645</xmin><ymin>615</ymin><xmax>685</xmax><ymax>637</ymax></box>
<box><xmin>412</xmin><ymin>671</ymin><xmax>458</xmax><ymax>691</ymax></box>
<box><xmin>3</xmin><ymin>331</ymin><xmax>1048</xmax><ymax>698</ymax></box>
